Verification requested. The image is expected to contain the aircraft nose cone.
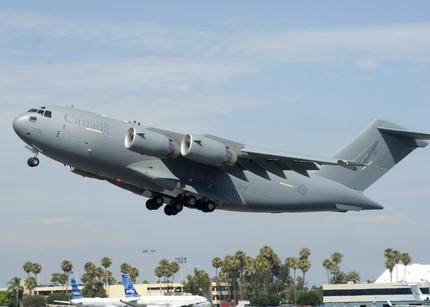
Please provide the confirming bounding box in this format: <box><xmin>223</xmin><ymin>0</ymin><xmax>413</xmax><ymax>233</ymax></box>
<box><xmin>12</xmin><ymin>114</ymin><xmax>27</xmax><ymax>138</ymax></box>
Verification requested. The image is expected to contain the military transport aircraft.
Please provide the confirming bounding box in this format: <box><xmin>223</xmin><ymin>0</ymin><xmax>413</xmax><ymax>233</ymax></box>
<box><xmin>12</xmin><ymin>106</ymin><xmax>430</xmax><ymax>216</ymax></box>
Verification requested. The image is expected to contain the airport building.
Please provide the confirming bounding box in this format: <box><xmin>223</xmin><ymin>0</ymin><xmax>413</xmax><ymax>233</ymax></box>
<box><xmin>33</xmin><ymin>282</ymin><xmax>185</xmax><ymax>297</ymax></box>
<box><xmin>323</xmin><ymin>264</ymin><xmax>430</xmax><ymax>307</ymax></box>
<box><xmin>211</xmin><ymin>281</ymin><xmax>231</xmax><ymax>307</ymax></box>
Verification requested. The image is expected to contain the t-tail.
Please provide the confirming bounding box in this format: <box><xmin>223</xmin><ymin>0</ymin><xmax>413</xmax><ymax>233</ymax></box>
<box><xmin>318</xmin><ymin>119</ymin><xmax>430</xmax><ymax>191</ymax></box>
<box><xmin>121</xmin><ymin>273</ymin><xmax>140</xmax><ymax>298</ymax></box>
<box><xmin>70</xmin><ymin>278</ymin><xmax>83</xmax><ymax>299</ymax></box>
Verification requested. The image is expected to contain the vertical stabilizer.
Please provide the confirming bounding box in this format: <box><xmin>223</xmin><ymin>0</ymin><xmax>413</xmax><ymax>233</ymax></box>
<box><xmin>70</xmin><ymin>278</ymin><xmax>83</xmax><ymax>299</ymax></box>
<box><xmin>121</xmin><ymin>273</ymin><xmax>140</xmax><ymax>298</ymax></box>
<box><xmin>318</xmin><ymin>119</ymin><xmax>430</xmax><ymax>191</ymax></box>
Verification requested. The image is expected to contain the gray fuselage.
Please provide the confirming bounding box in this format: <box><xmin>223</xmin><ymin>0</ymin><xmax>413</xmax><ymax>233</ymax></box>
<box><xmin>13</xmin><ymin>106</ymin><xmax>383</xmax><ymax>213</ymax></box>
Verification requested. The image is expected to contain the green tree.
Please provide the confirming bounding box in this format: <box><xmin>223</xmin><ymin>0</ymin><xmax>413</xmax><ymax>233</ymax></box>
<box><xmin>46</xmin><ymin>292</ymin><xmax>69</xmax><ymax>304</ymax></box>
<box><xmin>250</xmin><ymin>293</ymin><xmax>281</xmax><ymax>306</ymax></box>
<box><xmin>24</xmin><ymin>277</ymin><xmax>37</xmax><ymax>296</ymax></box>
<box><xmin>22</xmin><ymin>295</ymin><xmax>46</xmax><ymax>307</ymax></box>
<box><xmin>385</xmin><ymin>259</ymin><xmax>395</xmax><ymax>283</ymax></box>
<box><xmin>129</xmin><ymin>267</ymin><xmax>140</xmax><ymax>283</ymax></box>
<box><xmin>297</xmin><ymin>259</ymin><xmax>311</xmax><ymax>287</ymax></box>
<box><xmin>0</xmin><ymin>291</ymin><xmax>14</xmax><ymax>306</ymax></box>
<box><xmin>401</xmin><ymin>253</ymin><xmax>412</xmax><ymax>281</ymax></box>
<box><xmin>7</xmin><ymin>277</ymin><xmax>23</xmax><ymax>307</ymax></box>
<box><xmin>322</xmin><ymin>259</ymin><xmax>333</xmax><ymax>283</ymax></box>
<box><xmin>31</xmin><ymin>263</ymin><xmax>42</xmax><ymax>282</ymax></box>
<box><xmin>101</xmin><ymin>257</ymin><xmax>112</xmax><ymax>294</ymax></box>
<box><xmin>299</xmin><ymin>248</ymin><xmax>311</xmax><ymax>260</ymax></box>
<box><xmin>82</xmin><ymin>262</ymin><xmax>97</xmax><ymax>283</ymax></box>
<box><xmin>211</xmin><ymin>257</ymin><xmax>223</xmax><ymax>280</ymax></box>
<box><xmin>183</xmin><ymin>268</ymin><xmax>210</xmax><ymax>298</ymax></box>
<box><xmin>170</xmin><ymin>261</ymin><xmax>180</xmax><ymax>285</ymax></box>
<box><xmin>330</xmin><ymin>252</ymin><xmax>343</xmax><ymax>283</ymax></box>
<box><xmin>342</xmin><ymin>271</ymin><xmax>360</xmax><ymax>284</ymax></box>
<box><xmin>81</xmin><ymin>281</ymin><xmax>107</xmax><ymax>298</ymax></box>
<box><xmin>296</xmin><ymin>289</ymin><xmax>322</xmax><ymax>306</ymax></box>
<box><xmin>23</xmin><ymin>262</ymin><xmax>33</xmax><ymax>277</ymax></box>
<box><xmin>121</xmin><ymin>263</ymin><xmax>139</xmax><ymax>282</ymax></box>
<box><xmin>392</xmin><ymin>250</ymin><xmax>401</xmax><ymax>282</ymax></box>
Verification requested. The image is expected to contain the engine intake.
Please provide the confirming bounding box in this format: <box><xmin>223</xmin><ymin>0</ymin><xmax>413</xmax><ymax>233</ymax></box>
<box><xmin>125</xmin><ymin>127</ymin><xmax>179</xmax><ymax>158</ymax></box>
<box><xmin>180</xmin><ymin>134</ymin><xmax>237</xmax><ymax>166</ymax></box>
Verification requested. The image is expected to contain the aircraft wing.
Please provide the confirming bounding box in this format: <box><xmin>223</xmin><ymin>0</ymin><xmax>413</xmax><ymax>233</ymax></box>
<box><xmin>239</xmin><ymin>145</ymin><xmax>366</xmax><ymax>177</ymax></box>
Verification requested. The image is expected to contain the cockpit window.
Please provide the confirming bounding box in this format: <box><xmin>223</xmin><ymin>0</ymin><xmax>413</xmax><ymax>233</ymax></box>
<box><xmin>28</xmin><ymin>109</ymin><xmax>37</xmax><ymax>113</ymax></box>
<box><xmin>44</xmin><ymin>110</ymin><xmax>52</xmax><ymax>118</ymax></box>
<box><xmin>37</xmin><ymin>110</ymin><xmax>44</xmax><ymax>115</ymax></box>
<box><xmin>29</xmin><ymin>116</ymin><xmax>37</xmax><ymax>123</ymax></box>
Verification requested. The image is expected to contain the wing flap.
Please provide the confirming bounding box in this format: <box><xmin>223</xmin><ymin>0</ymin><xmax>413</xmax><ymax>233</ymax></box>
<box><xmin>240</xmin><ymin>146</ymin><xmax>365</xmax><ymax>177</ymax></box>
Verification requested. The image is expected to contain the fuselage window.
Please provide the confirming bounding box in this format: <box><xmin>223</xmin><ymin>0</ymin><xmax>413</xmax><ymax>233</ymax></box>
<box><xmin>44</xmin><ymin>110</ymin><xmax>52</xmax><ymax>118</ymax></box>
<box><xmin>37</xmin><ymin>110</ymin><xmax>44</xmax><ymax>115</ymax></box>
<box><xmin>29</xmin><ymin>116</ymin><xmax>37</xmax><ymax>123</ymax></box>
<box><xmin>28</xmin><ymin>109</ymin><xmax>37</xmax><ymax>113</ymax></box>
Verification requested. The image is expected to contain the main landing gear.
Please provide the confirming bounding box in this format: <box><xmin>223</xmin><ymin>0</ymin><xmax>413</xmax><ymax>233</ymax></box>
<box><xmin>146</xmin><ymin>196</ymin><xmax>164</xmax><ymax>210</ymax></box>
<box><xmin>145</xmin><ymin>194</ymin><xmax>217</xmax><ymax>216</ymax></box>
<box><xmin>27</xmin><ymin>157</ymin><xmax>40</xmax><ymax>167</ymax></box>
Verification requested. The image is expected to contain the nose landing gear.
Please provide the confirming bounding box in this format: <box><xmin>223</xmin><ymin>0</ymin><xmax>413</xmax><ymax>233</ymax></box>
<box><xmin>27</xmin><ymin>157</ymin><xmax>40</xmax><ymax>167</ymax></box>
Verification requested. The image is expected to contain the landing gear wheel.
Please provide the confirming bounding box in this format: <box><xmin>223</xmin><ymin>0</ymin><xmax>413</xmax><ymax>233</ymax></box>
<box><xmin>164</xmin><ymin>205</ymin><xmax>174</xmax><ymax>216</ymax></box>
<box><xmin>27</xmin><ymin>157</ymin><xmax>39</xmax><ymax>167</ymax></box>
<box><xmin>205</xmin><ymin>201</ymin><xmax>216</xmax><ymax>212</ymax></box>
<box><xmin>197</xmin><ymin>200</ymin><xmax>216</xmax><ymax>213</ymax></box>
<box><xmin>152</xmin><ymin>196</ymin><xmax>164</xmax><ymax>209</ymax></box>
<box><xmin>146</xmin><ymin>199</ymin><xmax>156</xmax><ymax>210</ymax></box>
<box><xmin>185</xmin><ymin>196</ymin><xmax>197</xmax><ymax>207</ymax></box>
<box><xmin>172</xmin><ymin>201</ymin><xmax>183</xmax><ymax>213</ymax></box>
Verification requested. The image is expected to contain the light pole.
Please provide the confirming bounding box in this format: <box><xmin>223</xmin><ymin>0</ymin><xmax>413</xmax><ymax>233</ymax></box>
<box><xmin>175</xmin><ymin>257</ymin><xmax>187</xmax><ymax>293</ymax></box>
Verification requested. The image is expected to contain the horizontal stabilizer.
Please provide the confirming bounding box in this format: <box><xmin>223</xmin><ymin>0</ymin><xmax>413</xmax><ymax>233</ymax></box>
<box><xmin>378</xmin><ymin>127</ymin><xmax>430</xmax><ymax>147</ymax></box>
<box><xmin>318</xmin><ymin>119</ymin><xmax>429</xmax><ymax>191</ymax></box>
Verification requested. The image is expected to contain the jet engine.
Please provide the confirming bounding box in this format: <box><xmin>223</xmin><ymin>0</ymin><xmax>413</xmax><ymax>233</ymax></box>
<box><xmin>180</xmin><ymin>134</ymin><xmax>237</xmax><ymax>166</ymax></box>
<box><xmin>125</xmin><ymin>127</ymin><xmax>179</xmax><ymax>158</ymax></box>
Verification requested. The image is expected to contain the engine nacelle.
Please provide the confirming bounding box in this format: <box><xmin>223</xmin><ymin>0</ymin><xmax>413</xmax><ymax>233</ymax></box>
<box><xmin>125</xmin><ymin>127</ymin><xmax>179</xmax><ymax>158</ymax></box>
<box><xmin>180</xmin><ymin>134</ymin><xmax>237</xmax><ymax>166</ymax></box>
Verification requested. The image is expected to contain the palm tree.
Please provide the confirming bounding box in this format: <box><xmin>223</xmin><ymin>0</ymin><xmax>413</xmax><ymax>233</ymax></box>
<box><xmin>61</xmin><ymin>260</ymin><xmax>73</xmax><ymax>277</ymax></box>
<box><xmin>401</xmin><ymin>253</ymin><xmax>412</xmax><ymax>281</ymax></box>
<box><xmin>101</xmin><ymin>257</ymin><xmax>112</xmax><ymax>294</ymax></box>
<box><xmin>385</xmin><ymin>259</ymin><xmax>395</xmax><ymax>283</ymax></box>
<box><xmin>211</xmin><ymin>257</ymin><xmax>223</xmax><ymax>280</ymax></box>
<box><xmin>330</xmin><ymin>252</ymin><xmax>343</xmax><ymax>283</ymax></box>
<box><xmin>154</xmin><ymin>266</ymin><xmax>163</xmax><ymax>294</ymax></box>
<box><xmin>299</xmin><ymin>248</ymin><xmax>311</xmax><ymax>260</ymax></box>
<box><xmin>61</xmin><ymin>260</ymin><xmax>73</xmax><ymax>297</ymax></box>
<box><xmin>322</xmin><ymin>259</ymin><xmax>333</xmax><ymax>283</ymax></box>
<box><xmin>100</xmin><ymin>257</ymin><xmax>112</xmax><ymax>295</ymax></box>
<box><xmin>24</xmin><ymin>276</ymin><xmax>37</xmax><ymax>296</ymax></box>
<box><xmin>23</xmin><ymin>262</ymin><xmax>33</xmax><ymax>277</ymax></box>
<box><xmin>170</xmin><ymin>261</ymin><xmax>180</xmax><ymax>289</ymax></box>
<box><xmin>31</xmin><ymin>263</ymin><xmax>42</xmax><ymax>284</ymax></box>
<box><xmin>384</xmin><ymin>248</ymin><xmax>393</xmax><ymax>259</ymax></box>
<box><xmin>297</xmin><ymin>259</ymin><xmax>311</xmax><ymax>287</ymax></box>
<box><xmin>392</xmin><ymin>250</ymin><xmax>401</xmax><ymax>282</ymax></box>
<box><xmin>8</xmin><ymin>277</ymin><xmax>23</xmax><ymax>307</ymax></box>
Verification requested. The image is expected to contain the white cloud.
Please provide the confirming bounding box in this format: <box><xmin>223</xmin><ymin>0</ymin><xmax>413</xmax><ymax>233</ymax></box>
<box><xmin>2</xmin><ymin>10</ymin><xmax>430</xmax><ymax>68</ymax></box>
<box><xmin>0</xmin><ymin>57</ymin><xmax>262</xmax><ymax>131</ymax></box>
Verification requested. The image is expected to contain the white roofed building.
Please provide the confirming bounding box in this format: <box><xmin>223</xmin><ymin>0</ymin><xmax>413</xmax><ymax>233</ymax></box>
<box><xmin>323</xmin><ymin>264</ymin><xmax>430</xmax><ymax>307</ymax></box>
<box><xmin>375</xmin><ymin>264</ymin><xmax>430</xmax><ymax>283</ymax></box>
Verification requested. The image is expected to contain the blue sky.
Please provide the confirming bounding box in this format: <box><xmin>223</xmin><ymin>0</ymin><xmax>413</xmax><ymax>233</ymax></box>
<box><xmin>1</xmin><ymin>1</ymin><xmax>430</xmax><ymax>287</ymax></box>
